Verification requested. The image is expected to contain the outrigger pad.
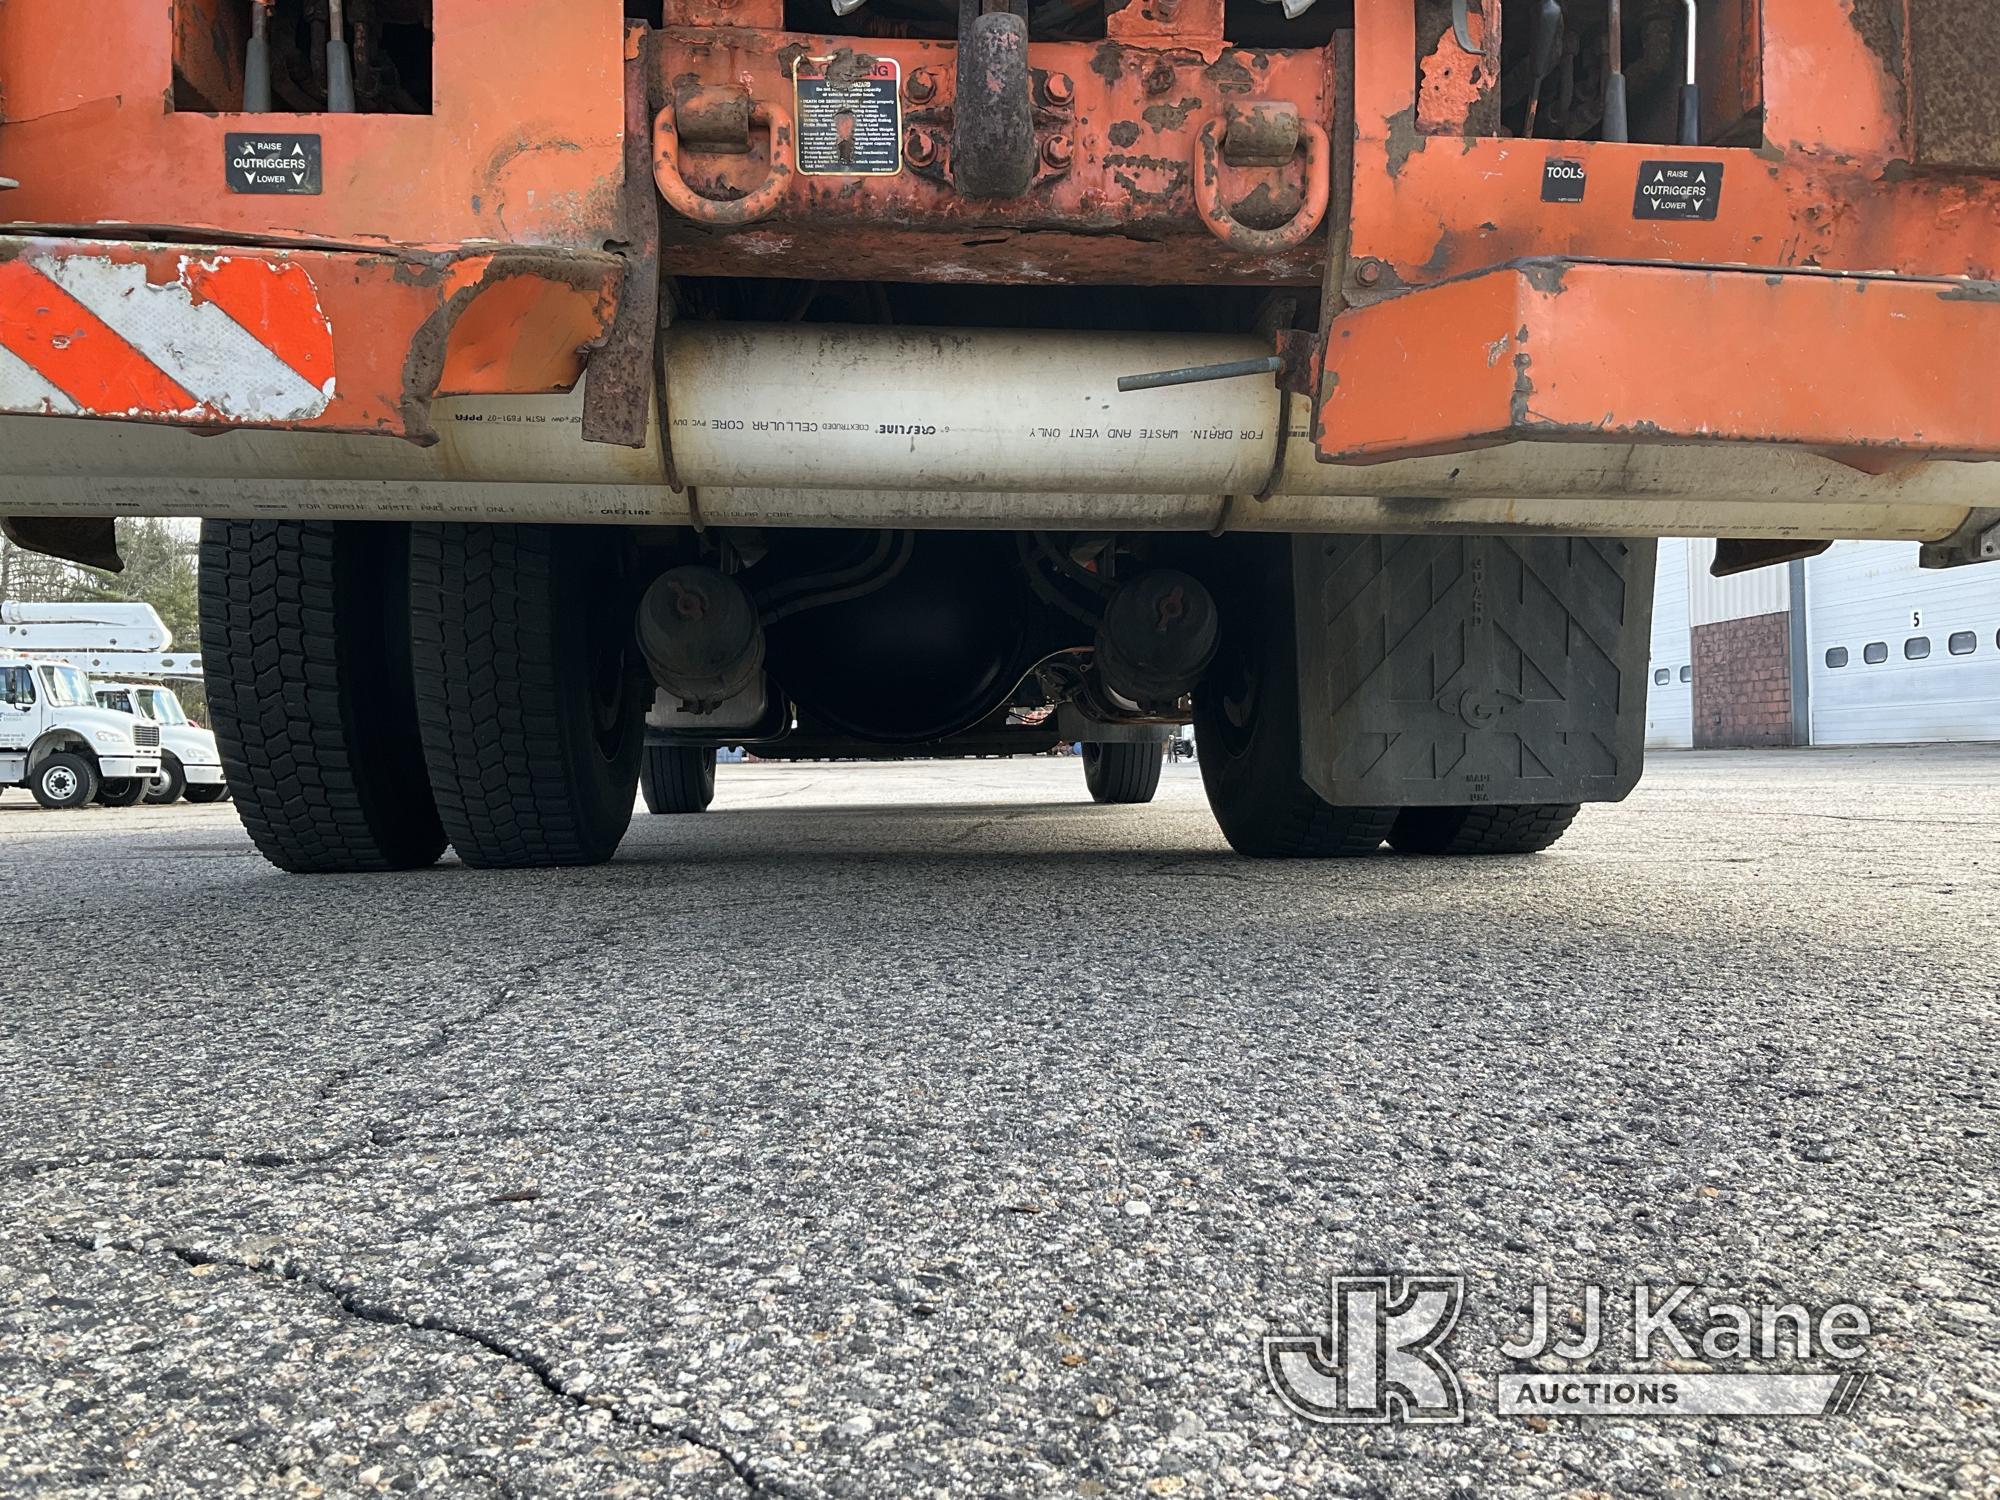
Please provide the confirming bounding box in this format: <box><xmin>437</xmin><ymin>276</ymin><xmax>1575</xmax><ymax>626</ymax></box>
<box><xmin>1293</xmin><ymin>535</ymin><xmax>1656</xmax><ymax>809</ymax></box>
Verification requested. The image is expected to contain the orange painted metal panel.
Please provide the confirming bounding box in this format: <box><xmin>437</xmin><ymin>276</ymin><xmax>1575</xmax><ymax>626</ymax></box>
<box><xmin>1318</xmin><ymin>263</ymin><xmax>2000</xmax><ymax>464</ymax></box>
<box><xmin>0</xmin><ymin>1</ymin><xmax>623</xmax><ymax>251</ymax></box>
<box><xmin>1319</xmin><ymin>0</ymin><xmax>2000</xmax><ymax>465</ymax></box>
<box><xmin>0</xmin><ymin>238</ymin><xmax>620</xmax><ymax>438</ymax></box>
<box><xmin>1342</xmin><ymin>0</ymin><xmax>2000</xmax><ymax>293</ymax></box>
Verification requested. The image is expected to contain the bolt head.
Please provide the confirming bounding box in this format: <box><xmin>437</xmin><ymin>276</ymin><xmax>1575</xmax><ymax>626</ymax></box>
<box><xmin>905</xmin><ymin>68</ymin><xmax>936</xmax><ymax>103</ymax></box>
<box><xmin>1145</xmin><ymin>63</ymin><xmax>1175</xmax><ymax>96</ymax></box>
<box><xmin>905</xmin><ymin>127</ymin><xmax>935</xmax><ymax>165</ymax></box>
<box><xmin>1041</xmin><ymin>72</ymin><xmax>1074</xmax><ymax>107</ymax></box>
<box><xmin>1355</xmin><ymin>259</ymin><xmax>1384</xmax><ymax>287</ymax></box>
<box><xmin>1042</xmin><ymin>134</ymin><xmax>1073</xmax><ymax>169</ymax></box>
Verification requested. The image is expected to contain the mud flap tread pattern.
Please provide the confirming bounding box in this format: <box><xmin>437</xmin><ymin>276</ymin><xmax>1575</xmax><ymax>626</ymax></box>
<box><xmin>1295</xmin><ymin>536</ymin><xmax>1655</xmax><ymax>809</ymax></box>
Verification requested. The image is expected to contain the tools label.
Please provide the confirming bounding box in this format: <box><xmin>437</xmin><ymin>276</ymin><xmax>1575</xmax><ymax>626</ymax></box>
<box><xmin>1633</xmin><ymin>160</ymin><xmax>1723</xmax><ymax>220</ymax></box>
<box><xmin>794</xmin><ymin>56</ymin><xmax>902</xmax><ymax>176</ymax></box>
<box><xmin>225</xmin><ymin>134</ymin><xmax>322</xmax><ymax>194</ymax></box>
<box><xmin>1541</xmin><ymin>159</ymin><xmax>1588</xmax><ymax>203</ymax></box>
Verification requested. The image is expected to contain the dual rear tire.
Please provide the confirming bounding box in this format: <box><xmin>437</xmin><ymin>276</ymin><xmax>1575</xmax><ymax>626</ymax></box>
<box><xmin>200</xmin><ymin>520</ymin><xmax>645</xmax><ymax>873</ymax></box>
<box><xmin>199</xmin><ymin>522</ymin><xmax>1579</xmax><ymax>870</ymax></box>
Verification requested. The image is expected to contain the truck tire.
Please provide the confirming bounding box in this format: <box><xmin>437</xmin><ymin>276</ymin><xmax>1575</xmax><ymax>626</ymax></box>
<box><xmin>185</xmin><ymin>783</ymin><xmax>231</xmax><ymax>805</ymax></box>
<box><xmin>143</xmin><ymin>754</ymin><xmax>186</xmax><ymax>806</ymax></box>
<box><xmin>1082</xmin><ymin>741</ymin><xmax>1162</xmax><ymax>804</ymax></box>
<box><xmin>409</xmin><ymin>523</ymin><xmax>646</xmax><ymax>868</ymax></box>
<box><xmin>200</xmin><ymin>520</ymin><xmax>447</xmax><ymax>874</ymax></box>
<box><xmin>1389</xmin><ymin>803</ymin><xmax>1581</xmax><ymax>855</ymax></box>
<box><xmin>96</xmin><ymin>776</ymin><xmax>146</xmax><ymax>807</ymax></box>
<box><xmin>31</xmin><ymin>752</ymin><xmax>98</xmax><ymax>810</ymax></box>
<box><xmin>641</xmin><ymin>745</ymin><xmax>716</xmax><ymax>814</ymax></box>
<box><xmin>1193</xmin><ymin>545</ymin><xmax>1394</xmax><ymax>858</ymax></box>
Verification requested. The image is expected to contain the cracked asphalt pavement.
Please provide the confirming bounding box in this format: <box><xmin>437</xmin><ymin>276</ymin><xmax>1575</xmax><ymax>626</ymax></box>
<box><xmin>2</xmin><ymin>746</ymin><xmax>1997</xmax><ymax>1499</ymax></box>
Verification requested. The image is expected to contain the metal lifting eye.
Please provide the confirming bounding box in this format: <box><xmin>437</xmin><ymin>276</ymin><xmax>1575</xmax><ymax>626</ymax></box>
<box><xmin>1451</xmin><ymin>0</ymin><xmax>1478</xmax><ymax>53</ymax></box>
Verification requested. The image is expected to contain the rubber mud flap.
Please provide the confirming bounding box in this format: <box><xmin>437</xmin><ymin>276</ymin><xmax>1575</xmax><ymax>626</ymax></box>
<box><xmin>1292</xmin><ymin>536</ymin><xmax>1656</xmax><ymax>808</ymax></box>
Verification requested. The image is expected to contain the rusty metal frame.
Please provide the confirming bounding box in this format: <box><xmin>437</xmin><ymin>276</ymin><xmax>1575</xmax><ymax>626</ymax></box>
<box><xmin>1314</xmin><ymin>0</ymin><xmax>2000</xmax><ymax>469</ymax></box>
<box><xmin>647</xmin><ymin>26</ymin><xmax>1337</xmax><ymax>285</ymax></box>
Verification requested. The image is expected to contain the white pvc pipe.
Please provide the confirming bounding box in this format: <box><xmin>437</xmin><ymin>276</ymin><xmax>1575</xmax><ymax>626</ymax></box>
<box><xmin>661</xmin><ymin>323</ymin><xmax>1280</xmax><ymax>496</ymax></box>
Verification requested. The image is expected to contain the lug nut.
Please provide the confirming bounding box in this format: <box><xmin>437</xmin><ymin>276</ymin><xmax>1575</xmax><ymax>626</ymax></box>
<box><xmin>905</xmin><ymin>68</ymin><xmax>937</xmax><ymax>104</ymax></box>
<box><xmin>906</xmin><ymin>127</ymin><xmax>936</xmax><ymax>166</ymax></box>
<box><xmin>1039</xmin><ymin>72</ymin><xmax>1073</xmax><ymax>108</ymax></box>
<box><xmin>1041</xmin><ymin>133</ymin><xmax>1073</xmax><ymax>170</ymax></box>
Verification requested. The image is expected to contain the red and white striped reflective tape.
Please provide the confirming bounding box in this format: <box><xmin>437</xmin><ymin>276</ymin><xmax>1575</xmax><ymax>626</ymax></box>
<box><xmin>0</xmin><ymin>250</ymin><xmax>335</xmax><ymax>424</ymax></box>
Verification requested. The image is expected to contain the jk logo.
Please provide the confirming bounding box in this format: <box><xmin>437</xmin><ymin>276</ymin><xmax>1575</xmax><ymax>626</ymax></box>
<box><xmin>1264</xmin><ymin>1274</ymin><xmax>1466</xmax><ymax>1425</ymax></box>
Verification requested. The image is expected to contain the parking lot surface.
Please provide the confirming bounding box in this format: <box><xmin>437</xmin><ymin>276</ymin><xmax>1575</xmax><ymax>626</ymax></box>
<box><xmin>2</xmin><ymin>747</ymin><xmax>1997</xmax><ymax>1498</ymax></box>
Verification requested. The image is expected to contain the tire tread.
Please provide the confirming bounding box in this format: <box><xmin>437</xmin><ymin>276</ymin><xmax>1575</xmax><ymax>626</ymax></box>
<box><xmin>1083</xmin><ymin>742</ymin><xmax>1164</xmax><ymax>805</ymax></box>
<box><xmin>198</xmin><ymin>520</ymin><xmax>444</xmax><ymax>873</ymax></box>
<box><xmin>641</xmin><ymin>745</ymin><xmax>716</xmax><ymax>815</ymax></box>
<box><xmin>1389</xmin><ymin>802</ymin><xmax>1580</xmax><ymax>855</ymax></box>
<box><xmin>409</xmin><ymin>524</ymin><xmax>638</xmax><ymax>867</ymax></box>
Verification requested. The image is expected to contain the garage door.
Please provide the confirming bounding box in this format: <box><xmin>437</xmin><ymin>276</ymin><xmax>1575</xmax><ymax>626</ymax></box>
<box><xmin>1805</xmin><ymin>542</ymin><xmax>2000</xmax><ymax>746</ymax></box>
<box><xmin>1646</xmin><ymin>538</ymin><xmax>1694</xmax><ymax>749</ymax></box>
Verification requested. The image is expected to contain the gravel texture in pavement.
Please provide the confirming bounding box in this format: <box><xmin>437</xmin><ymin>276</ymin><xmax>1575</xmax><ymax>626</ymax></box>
<box><xmin>1</xmin><ymin>746</ymin><xmax>1996</xmax><ymax>1499</ymax></box>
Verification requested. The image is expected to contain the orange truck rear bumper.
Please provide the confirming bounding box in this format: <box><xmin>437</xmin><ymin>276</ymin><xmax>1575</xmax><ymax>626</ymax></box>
<box><xmin>0</xmin><ymin>238</ymin><xmax>620</xmax><ymax>441</ymax></box>
<box><xmin>1317</xmin><ymin>261</ymin><xmax>2000</xmax><ymax>466</ymax></box>
<box><xmin>1</xmin><ymin>0</ymin><xmax>1997</xmax><ymax>490</ymax></box>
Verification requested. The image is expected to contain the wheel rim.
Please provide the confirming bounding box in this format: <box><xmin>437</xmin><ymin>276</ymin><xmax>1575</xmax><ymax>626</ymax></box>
<box><xmin>1204</xmin><ymin>638</ymin><xmax>1260</xmax><ymax>762</ymax></box>
<box><xmin>148</xmin><ymin>772</ymin><xmax>170</xmax><ymax>795</ymax></box>
<box><xmin>44</xmin><ymin>766</ymin><xmax>78</xmax><ymax>800</ymax></box>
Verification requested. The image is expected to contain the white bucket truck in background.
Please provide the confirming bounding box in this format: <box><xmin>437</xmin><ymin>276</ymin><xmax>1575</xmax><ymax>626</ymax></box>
<box><xmin>90</xmin><ymin>681</ymin><xmax>226</xmax><ymax>805</ymax></box>
<box><xmin>0</xmin><ymin>650</ymin><xmax>161</xmax><ymax>808</ymax></box>
<box><xmin>0</xmin><ymin>601</ymin><xmax>203</xmax><ymax>808</ymax></box>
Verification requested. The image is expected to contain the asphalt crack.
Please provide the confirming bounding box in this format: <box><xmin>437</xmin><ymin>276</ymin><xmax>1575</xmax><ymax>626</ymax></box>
<box><xmin>310</xmin><ymin>984</ymin><xmax>529</xmax><ymax>1106</ymax></box>
<box><xmin>41</xmin><ymin>1230</ymin><xmax>792</xmax><ymax>1498</ymax></box>
<box><xmin>9</xmin><ymin>984</ymin><xmax>545</xmax><ymax>1184</ymax></box>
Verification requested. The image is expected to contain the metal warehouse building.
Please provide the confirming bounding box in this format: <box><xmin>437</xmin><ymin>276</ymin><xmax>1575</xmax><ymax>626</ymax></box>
<box><xmin>1648</xmin><ymin>540</ymin><xmax>2000</xmax><ymax>751</ymax></box>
